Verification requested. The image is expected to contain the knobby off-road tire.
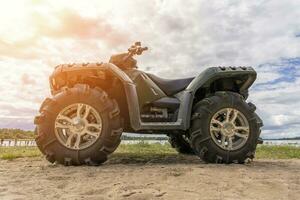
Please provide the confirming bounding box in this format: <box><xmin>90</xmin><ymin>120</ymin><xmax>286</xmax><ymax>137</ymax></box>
<box><xmin>34</xmin><ymin>84</ymin><xmax>123</xmax><ymax>166</ymax></box>
<box><xmin>190</xmin><ymin>91</ymin><xmax>263</xmax><ymax>164</ymax></box>
<box><xmin>168</xmin><ymin>134</ymin><xmax>194</xmax><ymax>155</ymax></box>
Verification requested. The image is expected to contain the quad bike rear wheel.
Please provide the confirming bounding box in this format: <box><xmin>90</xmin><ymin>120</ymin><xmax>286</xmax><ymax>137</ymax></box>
<box><xmin>34</xmin><ymin>84</ymin><xmax>123</xmax><ymax>166</ymax></box>
<box><xmin>190</xmin><ymin>91</ymin><xmax>263</xmax><ymax>164</ymax></box>
<box><xmin>168</xmin><ymin>134</ymin><xmax>194</xmax><ymax>155</ymax></box>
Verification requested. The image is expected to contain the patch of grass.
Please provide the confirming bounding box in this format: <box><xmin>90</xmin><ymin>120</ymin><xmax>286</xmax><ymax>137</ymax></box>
<box><xmin>109</xmin><ymin>142</ymin><xmax>178</xmax><ymax>163</ymax></box>
<box><xmin>256</xmin><ymin>145</ymin><xmax>300</xmax><ymax>159</ymax></box>
<box><xmin>117</xmin><ymin>142</ymin><xmax>176</xmax><ymax>154</ymax></box>
<box><xmin>0</xmin><ymin>143</ymin><xmax>299</xmax><ymax>161</ymax></box>
<box><xmin>0</xmin><ymin>147</ymin><xmax>41</xmax><ymax>160</ymax></box>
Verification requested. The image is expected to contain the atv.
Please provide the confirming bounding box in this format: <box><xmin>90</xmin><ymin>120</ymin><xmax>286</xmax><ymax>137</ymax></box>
<box><xmin>34</xmin><ymin>42</ymin><xmax>263</xmax><ymax>165</ymax></box>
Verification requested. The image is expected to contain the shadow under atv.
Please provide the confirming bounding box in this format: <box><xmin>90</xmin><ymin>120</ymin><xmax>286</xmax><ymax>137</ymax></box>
<box><xmin>106</xmin><ymin>153</ymin><xmax>204</xmax><ymax>165</ymax></box>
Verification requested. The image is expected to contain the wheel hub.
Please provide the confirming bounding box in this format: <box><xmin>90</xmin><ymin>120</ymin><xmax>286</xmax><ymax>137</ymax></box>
<box><xmin>209</xmin><ymin>108</ymin><xmax>250</xmax><ymax>151</ymax></box>
<box><xmin>222</xmin><ymin>122</ymin><xmax>235</xmax><ymax>136</ymax></box>
<box><xmin>72</xmin><ymin>117</ymin><xmax>86</xmax><ymax>133</ymax></box>
<box><xmin>54</xmin><ymin>103</ymin><xmax>102</xmax><ymax>150</ymax></box>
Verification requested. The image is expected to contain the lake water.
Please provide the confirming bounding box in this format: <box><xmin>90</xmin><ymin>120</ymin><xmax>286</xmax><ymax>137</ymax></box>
<box><xmin>0</xmin><ymin>139</ymin><xmax>168</xmax><ymax>147</ymax></box>
<box><xmin>0</xmin><ymin>139</ymin><xmax>299</xmax><ymax>147</ymax></box>
<box><xmin>263</xmin><ymin>140</ymin><xmax>300</xmax><ymax>147</ymax></box>
<box><xmin>0</xmin><ymin>139</ymin><xmax>36</xmax><ymax>147</ymax></box>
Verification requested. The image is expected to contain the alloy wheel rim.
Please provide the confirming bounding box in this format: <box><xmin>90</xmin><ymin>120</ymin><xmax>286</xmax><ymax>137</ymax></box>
<box><xmin>209</xmin><ymin>108</ymin><xmax>250</xmax><ymax>151</ymax></box>
<box><xmin>54</xmin><ymin>103</ymin><xmax>102</xmax><ymax>150</ymax></box>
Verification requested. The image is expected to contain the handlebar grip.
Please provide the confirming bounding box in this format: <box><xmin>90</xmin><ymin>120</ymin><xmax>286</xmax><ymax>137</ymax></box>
<box><xmin>127</xmin><ymin>43</ymin><xmax>148</xmax><ymax>56</ymax></box>
<box><xmin>135</xmin><ymin>41</ymin><xmax>141</xmax><ymax>46</ymax></box>
<box><xmin>136</xmin><ymin>46</ymin><xmax>148</xmax><ymax>55</ymax></box>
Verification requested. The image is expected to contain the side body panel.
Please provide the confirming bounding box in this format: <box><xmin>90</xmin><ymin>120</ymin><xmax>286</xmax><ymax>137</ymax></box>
<box><xmin>124</xmin><ymin>69</ymin><xmax>166</xmax><ymax>109</ymax></box>
<box><xmin>99</xmin><ymin>63</ymin><xmax>189</xmax><ymax>131</ymax></box>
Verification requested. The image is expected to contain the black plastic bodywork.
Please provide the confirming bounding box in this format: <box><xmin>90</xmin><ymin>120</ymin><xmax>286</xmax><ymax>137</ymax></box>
<box><xmin>146</xmin><ymin>73</ymin><xmax>194</xmax><ymax>96</ymax></box>
<box><xmin>49</xmin><ymin>63</ymin><xmax>256</xmax><ymax>133</ymax></box>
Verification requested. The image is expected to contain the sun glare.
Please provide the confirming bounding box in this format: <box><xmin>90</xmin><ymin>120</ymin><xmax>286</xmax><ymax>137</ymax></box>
<box><xmin>0</xmin><ymin>0</ymin><xmax>124</xmax><ymax>44</ymax></box>
<box><xmin>0</xmin><ymin>1</ymin><xmax>35</xmax><ymax>43</ymax></box>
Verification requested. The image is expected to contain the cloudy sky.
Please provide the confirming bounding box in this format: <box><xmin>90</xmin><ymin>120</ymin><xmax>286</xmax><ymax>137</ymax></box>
<box><xmin>0</xmin><ymin>0</ymin><xmax>299</xmax><ymax>138</ymax></box>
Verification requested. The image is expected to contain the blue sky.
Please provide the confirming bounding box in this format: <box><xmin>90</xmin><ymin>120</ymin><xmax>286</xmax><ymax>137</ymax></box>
<box><xmin>250</xmin><ymin>57</ymin><xmax>300</xmax><ymax>138</ymax></box>
<box><xmin>0</xmin><ymin>0</ymin><xmax>299</xmax><ymax>139</ymax></box>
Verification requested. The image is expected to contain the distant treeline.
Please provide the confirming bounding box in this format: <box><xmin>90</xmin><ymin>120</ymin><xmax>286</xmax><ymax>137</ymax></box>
<box><xmin>0</xmin><ymin>129</ymin><xmax>35</xmax><ymax>139</ymax></box>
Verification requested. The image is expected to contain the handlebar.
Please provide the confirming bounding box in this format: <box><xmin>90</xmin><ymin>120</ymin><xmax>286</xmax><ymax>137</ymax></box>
<box><xmin>128</xmin><ymin>42</ymin><xmax>148</xmax><ymax>56</ymax></box>
<box><xmin>121</xmin><ymin>42</ymin><xmax>148</xmax><ymax>62</ymax></box>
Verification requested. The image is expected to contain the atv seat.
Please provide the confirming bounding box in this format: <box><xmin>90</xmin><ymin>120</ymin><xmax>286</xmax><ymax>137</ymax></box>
<box><xmin>147</xmin><ymin>73</ymin><xmax>194</xmax><ymax>96</ymax></box>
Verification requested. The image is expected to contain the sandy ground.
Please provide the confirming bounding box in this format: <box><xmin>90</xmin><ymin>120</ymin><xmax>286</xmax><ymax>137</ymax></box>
<box><xmin>0</xmin><ymin>156</ymin><xmax>299</xmax><ymax>200</ymax></box>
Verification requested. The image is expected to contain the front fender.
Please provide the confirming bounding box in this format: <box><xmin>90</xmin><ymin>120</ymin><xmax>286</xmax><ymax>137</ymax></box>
<box><xmin>49</xmin><ymin>62</ymin><xmax>107</xmax><ymax>95</ymax></box>
<box><xmin>49</xmin><ymin>62</ymin><xmax>143</xmax><ymax>131</ymax></box>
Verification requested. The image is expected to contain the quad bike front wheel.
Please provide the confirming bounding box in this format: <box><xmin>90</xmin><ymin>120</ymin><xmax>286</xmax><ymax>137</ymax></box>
<box><xmin>190</xmin><ymin>91</ymin><xmax>263</xmax><ymax>164</ymax></box>
<box><xmin>34</xmin><ymin>84</ymin><xmax>123</xmax><ymax>166</ymax></box>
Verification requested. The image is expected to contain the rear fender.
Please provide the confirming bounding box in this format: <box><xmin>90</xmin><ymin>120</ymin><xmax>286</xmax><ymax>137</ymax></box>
<box><xmin>186</xmin><ymin>66</ymin><xmax>257</xmax><ymax>96</ymax></box>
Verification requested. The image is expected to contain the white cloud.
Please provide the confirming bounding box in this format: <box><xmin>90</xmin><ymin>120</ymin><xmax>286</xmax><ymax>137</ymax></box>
<box><xmin>0</xmin><ymin>0</ymin><xmax>299</xmax><ymax>138</ymax></box>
